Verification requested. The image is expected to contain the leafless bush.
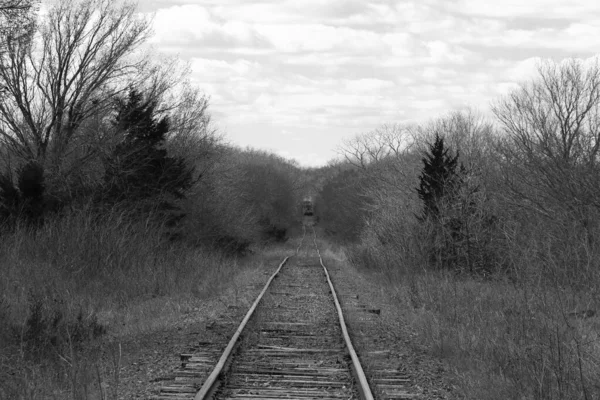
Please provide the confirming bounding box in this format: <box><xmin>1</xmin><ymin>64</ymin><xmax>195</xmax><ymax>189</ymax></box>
<box><xmin>179</xmin><ymin>147</ymin><xmax>301</xmax><ymax>252</ymax></box>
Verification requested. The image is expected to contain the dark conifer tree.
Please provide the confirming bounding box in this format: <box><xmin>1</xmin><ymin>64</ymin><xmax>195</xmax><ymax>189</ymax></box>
<box><xmin>17</xmin><ymin>161</ymin><xmax>45</xmax><ymax>223</ymax></box>
<box><xmin>0</xmin><ymin>161</ymin><xmax>45</xmax><ymax>225</ymax></box>
<box><xmin>0</xmin><ymin>171</ymin><xmax>20</xmax><ymax>224</ymax></box>
<box><xmin>103</xmin><ymin>89</ymin><xmax>194</xmax><ymax>209</ymax></box>
<box><xmin>417</xmin><ymin>133</ymin><xmax>460</xmax><ymax>220</ymax></box>
<box><xmin>417</xmin><ymin>134</ymin><xmax>477</xmax><ymax>270</ymax></box>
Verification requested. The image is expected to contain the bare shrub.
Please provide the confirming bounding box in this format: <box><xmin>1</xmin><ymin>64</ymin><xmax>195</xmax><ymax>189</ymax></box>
<box><xmin>317</xmin><ymin>166</ymin><xmax>371</xmax><ymax>241</ymax></box>
<box><xmin>178</xmin><ymin>147</ymin><xmax>301</xmax><ymax>252</ymax></box>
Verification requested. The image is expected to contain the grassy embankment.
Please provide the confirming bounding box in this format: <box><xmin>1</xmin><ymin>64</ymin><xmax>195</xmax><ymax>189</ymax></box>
<box><xmin>319</xmin><ymin>236</ymin><xmax>600</xmax><ymax>400</ymax></box>
<box><xmin>0</xmin><ymin>208</ymin><xmax>298</xmax><ymax>400</ymax></box>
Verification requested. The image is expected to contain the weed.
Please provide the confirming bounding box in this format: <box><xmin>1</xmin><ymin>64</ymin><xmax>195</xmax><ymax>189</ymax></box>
<box><xmin>19</xmin><ymin>294</ymin><xmax>106</xmax><ymax>360</ymax></box>
<box><xmin>348</xmin><ymin>231</ymin><xmax>600</xmax><ymax>399</ymax></box>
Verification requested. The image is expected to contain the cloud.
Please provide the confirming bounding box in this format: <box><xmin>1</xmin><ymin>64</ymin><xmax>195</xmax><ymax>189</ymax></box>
<box><xmin>505</xmin><ymin>57</ymin><xmax>542</xmax><ymax>82</ymax></box>
<box><xmin>149</xmin><ymin>5</ymin><xmax>271</xmax><ymax>51</ymax></box>
<box><xmin>345</xmin><ymin>78</ymin><xmax>395</xmax><ymax>93</ymax></box>
<box><xmin>454</xmin><ymin>0</ymin><xmax>599</xmax><ymax>19</ymax></box>
<box><xmin>145</xmin><ymin>0</ymin><xmax>600</xmax><ymax>166</ymax></box>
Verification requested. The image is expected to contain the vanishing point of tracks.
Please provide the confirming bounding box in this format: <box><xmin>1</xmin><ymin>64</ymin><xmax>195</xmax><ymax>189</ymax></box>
<box><xmin>154</xmin><ymin>224</ymin><xmax>410</xmax><ymax>400</ymax></box>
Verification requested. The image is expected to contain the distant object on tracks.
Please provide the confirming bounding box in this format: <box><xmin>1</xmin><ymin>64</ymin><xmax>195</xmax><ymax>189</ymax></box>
<box><xmin>301</xmin><ymin>197</ymin><xmax>314</xmax><ymax>216</ymax></box>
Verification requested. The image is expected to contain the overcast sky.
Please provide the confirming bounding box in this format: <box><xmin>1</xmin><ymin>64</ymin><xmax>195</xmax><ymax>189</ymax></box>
<box><xmin>141</xmin><ymin>0</ymin><xmax>600</xmax><ymax>167</ymax></box>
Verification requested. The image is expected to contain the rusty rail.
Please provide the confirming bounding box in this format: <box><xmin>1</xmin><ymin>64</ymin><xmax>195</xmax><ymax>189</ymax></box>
<box><xmin>312</xmin><ymin>226</ymin><xmax>375</xmax><ymax>400</ymax></box>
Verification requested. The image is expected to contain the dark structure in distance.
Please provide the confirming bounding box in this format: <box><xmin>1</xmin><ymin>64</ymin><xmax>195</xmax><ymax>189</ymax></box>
<box><xmin>302</xmin><ymin>198</ymin><xmax>314</xmax><ymax>216</ymax></box>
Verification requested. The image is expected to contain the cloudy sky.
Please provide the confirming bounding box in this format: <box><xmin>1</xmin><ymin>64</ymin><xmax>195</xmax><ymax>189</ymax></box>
<box><xmin>141</xmin><ymin>0</ymin><xmax>600</xmax><ymax>166</ymax></box>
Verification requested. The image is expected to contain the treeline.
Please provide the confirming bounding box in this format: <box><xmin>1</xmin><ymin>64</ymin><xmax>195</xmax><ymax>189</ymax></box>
<box><xmin>0</xmin><ymin>0</ymin><xmax>300</xmax><ymax>249</ymax></box>
<box><xmin>319</xmin><ymin>60</ymin><xmax>600</xmax><ymax>282</ymax></box>
<box><xmin>317</xmin><ymin>60</ymin><xmax>600</xmax><ymax>398</ymax></box>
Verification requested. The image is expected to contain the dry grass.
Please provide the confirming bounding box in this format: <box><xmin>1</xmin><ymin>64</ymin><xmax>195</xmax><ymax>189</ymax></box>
<box><xmin>0</xmin><ymin>208</ymin><xmax>300</xmax><ymax>400</ymax></box>
<box><xmin>348</xmin><ymin>233</ymin><xmax>600</xmax><ymax>400</ymax></box>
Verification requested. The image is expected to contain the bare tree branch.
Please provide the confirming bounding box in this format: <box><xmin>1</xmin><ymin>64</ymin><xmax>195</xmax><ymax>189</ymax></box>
<box><xmin>0</xmin><ymin>0</ymin><xmax>156</xmax><ymax>183</ymax></box>
<box><xmin>0</xmin><ymin>0</ymin><xmax>37</xmax><ymax>53</ymax></box>
<box><xmin>492</xmin><ymin>59</ymin><xmax>600</xmax><ymax>221</ymax></box>
<box><xmin>337</xmin><ymin>123</ymin><xmax>413</xmax><ymax>169</ymax></box>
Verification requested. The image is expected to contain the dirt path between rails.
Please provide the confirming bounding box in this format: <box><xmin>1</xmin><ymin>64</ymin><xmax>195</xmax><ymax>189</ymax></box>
<box><xmin>212</xmin><ymin>248</ymin><xmax>360</xmax><ymax>399</ymax></box>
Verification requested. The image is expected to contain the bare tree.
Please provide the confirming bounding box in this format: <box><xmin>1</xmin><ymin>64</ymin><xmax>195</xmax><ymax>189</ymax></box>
<box><xmin>164</xmin><ymin>85</ymin><xmax>220</xmax><ymax>172</ymax></box>
<box><xmin>0</xmin><ymin>0</ymin><xmax>153</xmax><ymax>183</ymax></box>
<box><xmin>492</xmin><ymin>59</ymin><xmax>600</xmax><ymax>221</ymax></box>
<box><xmin>338</xmin><ymin>123</ymin><xmax>413</xmax><ymax>169</ymax></box>
<box><xmin>411</xmin><ymin>108</ymin><xmax>497</xmax><ymax>170</ymax></box>
<box><xmin>334</xmin><ymin>123</ymin><xmax>420</xmax><ymax>221</ymax></box>
<box><xmin>0</xmin><ymin>0</ymin><xmax>37</xmax><ymax>52</ymax></box>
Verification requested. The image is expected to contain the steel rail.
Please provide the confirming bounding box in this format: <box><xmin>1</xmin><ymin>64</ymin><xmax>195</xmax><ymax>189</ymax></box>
<box><xmin>312</xmin><ymin>227</ymin><xmax>375</xmax><ymax>400</ymax></box>
<box><xmin>194</xmin><ymin>226</ymin><xmax>306</xmax><ymax>400</ymax></box>
<box><xmin>297</xmin><ymin>223</ymin><xmax>306</xmax><ymax>254</ymax></box>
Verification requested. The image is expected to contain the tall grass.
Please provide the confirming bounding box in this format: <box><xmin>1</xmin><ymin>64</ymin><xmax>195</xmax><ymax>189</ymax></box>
<box><xmin>0</xmin><ymin>206</ymin><xmax>244</xmax><ymax>399</ymax></box>
<box><xmin>351</xmin><ymin>214</ymin><xmax>600</xmax><ymax>399</ymax></box>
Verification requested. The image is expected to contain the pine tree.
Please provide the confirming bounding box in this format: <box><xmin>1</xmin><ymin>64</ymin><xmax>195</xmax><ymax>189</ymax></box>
<box><xmin>0</xmin><ymin>161</ymin><xmax>45</xmax><ymax>225</ymax></box>
<box><xmin>417</xmin><ymin>134</ymin><xmax>460</xmax><ymax>221</ymax></box>
<box><xmin>417</xmin><ymin>134</ymin><xmax>467</xmax><ymax>270</ymax></box>
<box><xmin>17</xmin><ymin>161</ymin><xmax>45</xmax><ymax>223</ymax></box>
<box><xmin>103</xmin><ymin>89</ymin><xmax>194</xmax><ymax>209</ymax></box>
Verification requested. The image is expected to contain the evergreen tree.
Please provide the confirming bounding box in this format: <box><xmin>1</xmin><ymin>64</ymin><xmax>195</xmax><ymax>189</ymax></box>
<box><xmin>17</xmin><ymin>161</ymin><xmax>45</xmax><ymax>223</ymax></box>
<box><xmin>0</xmin><ymin>161</ymin><xmax>45</xmax><ymax>225</ymax></box>
<box><xmin>103</xmin><ymin>89</ymin><xmax>194</xmax><ymax>209</ymax></box>
<box><xmin>417</xmin><ymin>134</ymin><xmax>468</xmax><ymax>270</ymax></box>
<box><xmin>417</xmin><ymin>134</ymin><xmax>461</xmax><ymax>221</ymax></box>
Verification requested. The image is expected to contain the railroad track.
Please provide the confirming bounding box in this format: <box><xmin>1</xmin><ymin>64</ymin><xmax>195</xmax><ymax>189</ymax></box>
<box><xmin>154</xmin><ymin>224</ymin><xmax>411</xmax><ymax>400</ymax></box>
